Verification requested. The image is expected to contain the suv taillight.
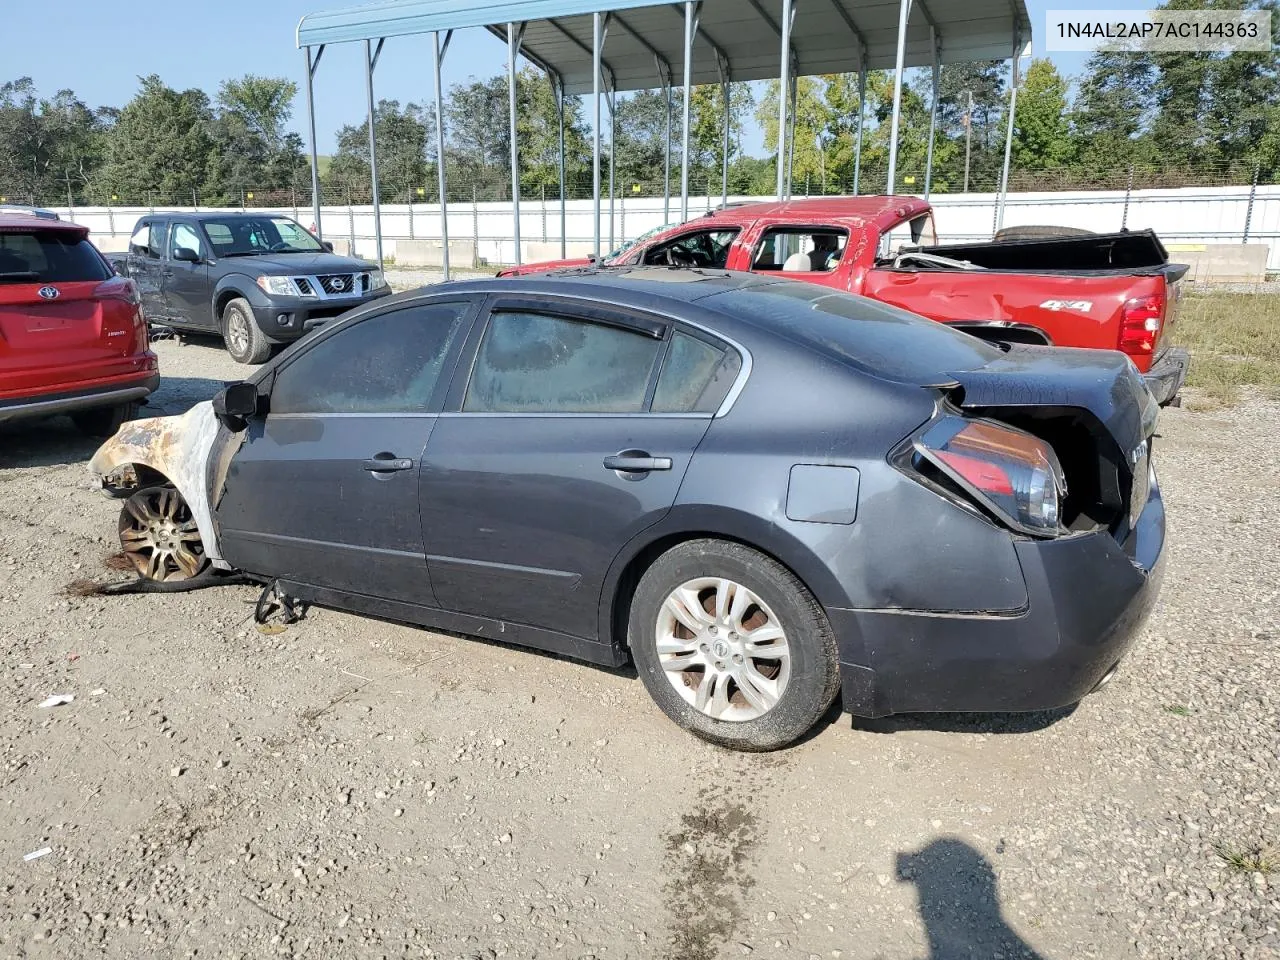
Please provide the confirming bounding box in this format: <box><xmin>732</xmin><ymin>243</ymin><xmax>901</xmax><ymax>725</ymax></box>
<box><xmin>909</xmin><ymin>417</ymin><xmax>1067</xmax><ymax>537</ymax></box>
<box><xmin>1119</xmin><ymin>294</ymin><xmax>1164</xmax><ymax>355</ymax></box>
<box><xmin>94</xmin><ymin>276</ymin><xmax>141</xmax><ymax>306</ymax></box>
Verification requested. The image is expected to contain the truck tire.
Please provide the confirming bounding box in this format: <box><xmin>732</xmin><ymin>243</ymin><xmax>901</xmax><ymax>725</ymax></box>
<box><xmin>222</xmin><ymin>297</ymin><xmax>271</xmax><ymax>365</ymax></box>
<box><xmin>628</xmin><ymin>539</ymin><xmax>841</xmax><ymax>751</ymax></box>
<box><xmin>993</xmin><ymin>224</ymin><xmax>1094</xmax><ymax>242</ymax></box>
<box><xmin>71</xmin><ymin>401</ymin><xmax>138</xmax><ymax>438</ymax></box>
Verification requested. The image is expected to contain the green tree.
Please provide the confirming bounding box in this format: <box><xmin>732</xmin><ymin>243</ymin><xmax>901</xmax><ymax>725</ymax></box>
<box><xmin>326</xmin><ymin>99</ymin><xmax>435</xmax><ymax>203</ymax></box>
<box><xmin>98</xmin><ymin>75</ymin><xmax>214</xmax><ymax>204</ymax></box>
<box><xmin>756</xmin><ymin>76</ymin><xmax>828</xmax><ymax>192</ymax></box>
<box><xmin>1071</xmin><ymin>50</ymin><xmax>1156</xmax><ymax>173</ymax></box>
<box><xmin>217</xmin><ymin>76</ymin><xmax>296</xmax><ymax>149</ymax></box>
<box><xmin>515</xmin><ymin>67</ymin><xmax>591</xmax><ymax>197</ymax></box>
<box><xmin>1010</xmin><ymin>59</ymin><xmax>1074</xmax><ymax>170</ymax></box>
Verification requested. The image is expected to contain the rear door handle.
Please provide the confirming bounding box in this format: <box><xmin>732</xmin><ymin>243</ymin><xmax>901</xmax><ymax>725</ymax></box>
<box><xmin>604</xmin><ymin>452</ymin><xmax>673</xmax><ymax>473</ymax></box>
<box><xmin>362</xmin><ymin>453</ymin><xmax>414</xmax><ymax>473</ymax></box>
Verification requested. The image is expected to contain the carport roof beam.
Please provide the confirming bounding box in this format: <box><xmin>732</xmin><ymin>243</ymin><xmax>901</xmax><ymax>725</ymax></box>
<box><xmin>296</xmin><ymin>0</ymin><xmax>1033</xmax><ymax>96</ymax></box>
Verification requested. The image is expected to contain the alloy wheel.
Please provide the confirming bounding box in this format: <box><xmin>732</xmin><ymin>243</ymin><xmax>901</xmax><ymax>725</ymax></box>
<box><xmin>118</xmin><ymin>486</ymin><xmax>206</xmax><ymax>581</ymax></box>
<box><xmin>655</xmin><ymin>576</ymin><xmax>791</xmax><ymax>721</ymax></box>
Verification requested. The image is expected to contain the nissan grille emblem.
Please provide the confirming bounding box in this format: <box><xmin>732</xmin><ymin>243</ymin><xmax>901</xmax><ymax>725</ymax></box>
<box><xmin>38</xmin><ymin>286</ymin><xmax>59</xmax><ymax>300</ymax></box>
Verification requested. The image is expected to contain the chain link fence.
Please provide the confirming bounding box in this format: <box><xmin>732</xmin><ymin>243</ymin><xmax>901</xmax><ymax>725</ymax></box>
<box><xmin>2</xmin><ymin>158</ymin><xmax>1272</xmax><ymax>212</ymax></box>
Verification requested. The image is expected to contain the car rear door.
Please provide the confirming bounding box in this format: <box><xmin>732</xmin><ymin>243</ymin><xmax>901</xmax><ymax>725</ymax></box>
<box><xmin>215</xmin><ymin>296</ymin><xmax>479</xmax><ymax>605</ymax></box>
<box><xmin>0</xmin><ymin>224</ymin><xmax>143</xmax><ymax>401</ymax></box>
<box><xmin>418</xmin><ymin>295</ymin><xmax>743</xmax><ymax>646</ymax></box>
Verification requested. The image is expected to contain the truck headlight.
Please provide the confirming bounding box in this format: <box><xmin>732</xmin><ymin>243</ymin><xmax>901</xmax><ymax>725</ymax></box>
<box><xmin>256</xmin><ymin>275</ymin><xmax>294</xmax><ymax>297</ymax></box>
<box><xmin>368</xmin><ymin>269</ymin><xmax>388</xmax><ymax>291</ymax></box>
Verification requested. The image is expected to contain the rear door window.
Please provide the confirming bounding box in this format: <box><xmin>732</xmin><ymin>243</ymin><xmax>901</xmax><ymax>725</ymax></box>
<box><xmin>0</xmin><ymin>231</ymin><xmax>111</xmax><ymax>283</ymax></box>
<box><xmin>464</xmin><ymin>311</ymin><xmax>664</xmax><ymax>413</ymax></box>
<box><xmin>147</xmin><ymin>222</ymin><xmax>168</xmax><ymax>261</ymax></box>
<box><xmin>753</xmin><ymin>227</ymin><xmax>848</xmax><ymax>273</ymax></box>
<box><xmin>652</xmin><ymin>331</ymin><xmax>742</xmax><ymax>413</ymax></box>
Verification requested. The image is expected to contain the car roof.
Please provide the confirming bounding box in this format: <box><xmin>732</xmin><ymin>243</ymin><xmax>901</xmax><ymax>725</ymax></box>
<box><xmin>425</xmin><ymin>266</ymin><xmax>771</xmax><ymax>306</ymax></box>
<box><xmin>0</xmin><ymin>214</ymin><xmax>87</xmax><ymax>235</ymax></box>
<box><xmin>686</xmin><ymin>195</ymin><xmax>931</xmax><ymax>232</ymax></box>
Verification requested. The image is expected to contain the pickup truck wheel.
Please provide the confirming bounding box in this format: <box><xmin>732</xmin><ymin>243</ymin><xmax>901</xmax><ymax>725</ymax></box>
<box><xmin>71</xmin><ymin>401</ymin><xmax>138</xmax><ymax>438</ymax></box>
<box><xmin>222</xmin><ymin>297</ymin><xmax>271</xmax><ymax>365</ymax></box>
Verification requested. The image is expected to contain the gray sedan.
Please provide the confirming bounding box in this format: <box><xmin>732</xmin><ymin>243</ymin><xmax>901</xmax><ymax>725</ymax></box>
<box><xmin>90</xmin><ymin>267</ymin><xmax>1166</xmax><ymax>750</ymax></box>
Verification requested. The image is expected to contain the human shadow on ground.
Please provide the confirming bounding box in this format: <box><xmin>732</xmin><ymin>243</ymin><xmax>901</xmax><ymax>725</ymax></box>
<box><xmin>897</xmin><ymin>838</ymin><xmax>1048</xmax><ymax>960</ymax></box>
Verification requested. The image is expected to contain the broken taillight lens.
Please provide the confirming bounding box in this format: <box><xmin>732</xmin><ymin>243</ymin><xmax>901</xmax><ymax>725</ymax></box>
<box><xmin>1119</xmin><ymin>294</ymin><xmax>1164</xmax><ymax>355</ymax></box>
<box><xmin>914</xmin><ymin>417</ymin><xmax>1067</xmax><ymax>536</ymax></box>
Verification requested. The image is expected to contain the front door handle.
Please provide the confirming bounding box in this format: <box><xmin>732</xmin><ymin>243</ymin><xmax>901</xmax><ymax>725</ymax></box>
<box><xmin>604</xmin><ymin>452</ymin><xmax>673</xmax><ymax>473</ymax></box>
<box><xmin>362</xmin><ymin>453</ymin><xmax>414</xmax><ymax>473</ymax></box>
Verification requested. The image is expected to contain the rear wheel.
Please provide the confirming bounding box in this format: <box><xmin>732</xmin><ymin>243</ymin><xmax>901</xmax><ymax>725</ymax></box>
<box><xmin>629</xmin><ymin>539</ymin><xmax>840</xmax><ymax>751</ymax></box>
<box><xmin>118</xmin><ymin>485</ymin><xmax>208</xmax><ymax>582</ymax></box>
<box><xmin>70</xmin><ymin>401</ymin><xmax>138</xmax><ymax>438</ymax></box>
<box><xmin>222</xmin><ymin>297</ymin><xmax>271</xmax><ymax>365</ymax></box>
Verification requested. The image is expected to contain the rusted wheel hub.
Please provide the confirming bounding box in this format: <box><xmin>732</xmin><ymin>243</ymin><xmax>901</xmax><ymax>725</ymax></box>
<box><xmin>118</xmin><ymin>485</ymin><xmax>207</xmax><ymax>581</ymax></box>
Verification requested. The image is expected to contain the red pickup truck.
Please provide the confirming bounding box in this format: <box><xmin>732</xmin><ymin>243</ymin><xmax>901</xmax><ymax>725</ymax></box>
<box><xmin>501</xmin><ymin>196</ymin><xmax>1189</xmax><ymax>405</ymax></box>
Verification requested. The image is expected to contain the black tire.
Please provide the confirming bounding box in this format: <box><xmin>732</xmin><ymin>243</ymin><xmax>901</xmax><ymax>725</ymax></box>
<box><xmin>70</xmin><ymin>401</ymin><xmax>138</xmax><ymax>438</ymax></box>
<box><xmin>628</xmin><ymin>539</ymin><xmax>840</xmax><ymax>751</ymax></box>
<box><xmin>222</xmin><ymin>297</ymin><xmax>271</xmax><ymax>365</ymax></box>
<box><xmin>993</xmin><ymin>224</ymin><xmax>1093</xmax><ymax>242</ymax></box>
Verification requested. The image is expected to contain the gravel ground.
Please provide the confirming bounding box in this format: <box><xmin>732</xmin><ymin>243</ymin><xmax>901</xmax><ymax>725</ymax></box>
<box><xmin>0</xmin><ymin>336</ymin><xmax>1276</xmax><ymax>960</ymax></box>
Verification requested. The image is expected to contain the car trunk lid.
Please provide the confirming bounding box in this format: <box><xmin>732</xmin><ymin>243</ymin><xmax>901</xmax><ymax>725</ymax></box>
<box><xmin>939</xmin><ymin>344</ymin><xmax>1158</xmax><ymax>537</ymax></box>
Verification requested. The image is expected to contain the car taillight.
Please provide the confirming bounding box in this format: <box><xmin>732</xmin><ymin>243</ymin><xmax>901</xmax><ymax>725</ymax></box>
<box><xmin>94</xmin><ymin>276</ymin><xmax>141</xmax><ymax>306</ymax></box>
<box><xmin>1119</xmin><ymin>294</ymin><xmax>1163</xmax><ymax>355</ymax></box>
<box><xmin>913</xmin><ymin>417</ymin><xmax>1067</xmax><ymax>537</ymax></box>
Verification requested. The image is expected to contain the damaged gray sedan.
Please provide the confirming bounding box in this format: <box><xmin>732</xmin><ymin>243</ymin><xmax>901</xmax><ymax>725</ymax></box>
<box><xmin>91</xmin><ymin>268</ymin><xmax>1166</xmax><ymax>751</ymax></box>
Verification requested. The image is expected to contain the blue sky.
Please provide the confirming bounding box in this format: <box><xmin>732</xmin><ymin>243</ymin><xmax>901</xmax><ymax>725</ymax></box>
<box><xmin>5</xmin><ymin>0</ymin><xmax>1156</xmax><ymax>155</ymax></box>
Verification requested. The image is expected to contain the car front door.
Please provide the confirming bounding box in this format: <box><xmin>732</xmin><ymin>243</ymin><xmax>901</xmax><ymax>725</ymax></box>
<box><xmin>163</xmin><ymin>221</ymin><xmax>213</xmax><ymax>329</ymax></box>
<box><xmin>419</xmin><ymin>296</ymin><xmax>744</xmax><ymax>646</ymax></box>
<box><xmin>215</xmin><ymin>297</ymin><xmax>479</xmax><ymax>604</ymax></box>
<box><xmin>126</xmin><ymin>219</ymin><xmax>168</xmax><ymax>319</ymax></box>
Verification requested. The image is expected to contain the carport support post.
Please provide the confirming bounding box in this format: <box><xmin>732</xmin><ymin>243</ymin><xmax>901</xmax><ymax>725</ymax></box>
<box><xmin>303</xmin><ymin>45</ymin><xmax>324</xmax><ymax>241</ymax></box>
<box><xmin>508</xmin><ymin>22</ymin><xmax>524</xmax><ymax>267</ymax></box>
<box><xmin>853</xmin><ymin>54</ymin><xmax>866</xmax><ymax>196</ymax></box>
<box><xmin>776</xmin><ymin>0</ymin><xmax>793</xmax><ymax>200</ymax></box>
<box><xmin>995</xmin><ymin>32</ymin><xmax>1020</xmax><ymax>235</ymax></box>
<box><xmin>592</xmin><ymin>11</ymin><xmax>603</xmax><ymax>258</ymax></box>
<box><xmin>719</xmin><ymin>64</ymin><xmax>731</xmax><ymax>207</ymax></box>
<box><xmin>608</xmin><ymin>86</ymin><xmax>616</xmax><ymax>251</ymax></box>
<box><xmin>786</xmin><ymin>75</ymin><xmax>796</xmax><ymax>197</ymax></box>
<box><xmin>555</xmin><ymin>76</ymin><xmax>567</xmax><ymax>258</ymax></box>
<box><xmin>660</xmin><ymin>66</ymin><xmax>672</xmax><ymax>223</ymax></box>
<box><xmin>681</xmin><ymin>1</ymin><xmax>695</xmax><ymax>221</ymax></box>
<box><xmin>364</xmin><ymin>38</ymin><xmax>385</xmax><ymax>271</ymax></box>
<box><xmin>432</xmin><ymin>30</ymin><xmax>451</xmax><ymax>280</ymax></box>
<box><xmin>924</xmin><ymin>29</ymin><xmax>940</xmax><ymax>200</ymax></box>
<box><xmin>886</xmin><ymin>0</ymin><xmax>912</xmax><ymax>194</ymax></box>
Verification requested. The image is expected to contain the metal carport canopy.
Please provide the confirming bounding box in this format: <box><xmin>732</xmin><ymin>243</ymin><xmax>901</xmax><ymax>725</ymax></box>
<box><xmin>297</xmin><ymin>0</ymin><xmax>1032</xmax><ymax>95</ymax></box>
<box><xmin>295</xmin><ymin>0</ymin><xmax>1032</xmax><ymax>277</ymax></box>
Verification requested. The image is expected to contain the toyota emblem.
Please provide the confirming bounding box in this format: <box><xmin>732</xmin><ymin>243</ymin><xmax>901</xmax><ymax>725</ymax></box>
<box><xmin>37</xmin><ymin>286</ymin><xmax>59</xmax><ymax>300</ymax></box>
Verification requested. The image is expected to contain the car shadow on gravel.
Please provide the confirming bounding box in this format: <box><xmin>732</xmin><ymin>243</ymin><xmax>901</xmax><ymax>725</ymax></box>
<box><xmin>897</xmin><ymin>838</ymin><xmax>1049</xmax><ymax>959</ymax></box>
<box><xmin>853</xmin><ymin>705</ymin><xmax>1077</xmax><ymax>736</ymax></box>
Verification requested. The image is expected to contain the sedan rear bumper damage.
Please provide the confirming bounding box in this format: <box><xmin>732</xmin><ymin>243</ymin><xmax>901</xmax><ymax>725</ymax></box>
<box><xmin>833</xmin><ymin>477</ymin><xmax>1166</xmax><ymax>719</ymax></box>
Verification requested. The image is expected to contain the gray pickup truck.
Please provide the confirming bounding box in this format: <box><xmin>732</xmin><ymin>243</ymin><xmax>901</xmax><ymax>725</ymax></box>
<box><xmin>109</xmin><ymin>212</ymin><xmax>393</xmax><ymax>363</ymax></box>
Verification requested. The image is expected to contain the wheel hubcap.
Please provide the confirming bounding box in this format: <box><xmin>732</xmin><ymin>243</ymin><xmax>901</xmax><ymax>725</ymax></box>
<box><xmin>655</xmin><ymin>577</ymin><xmax>791</xmax><ymax>722</ymax></box>
<box><xmin>228</xmin><ymin>312</ymin><xmax>248</xmax><ymax>354</ymax></box>
<box><xmin>118</xmin><ymin>487</ymin><xmax>205</xmax><ymax>581</ymax></box>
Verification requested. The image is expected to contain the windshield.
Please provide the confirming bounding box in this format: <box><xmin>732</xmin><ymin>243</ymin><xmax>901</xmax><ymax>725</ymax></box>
<box><xmin>201</xmin><ymin>216</ymin><xmax>323</xmax><ymax>257</ymax></box>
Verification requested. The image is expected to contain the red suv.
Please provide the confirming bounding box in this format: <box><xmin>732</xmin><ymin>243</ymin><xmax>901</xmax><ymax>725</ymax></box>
<box><xmin>0</xmin><ymin>213</ymin><xmax>158</xmax><ymax>436</ymax></box>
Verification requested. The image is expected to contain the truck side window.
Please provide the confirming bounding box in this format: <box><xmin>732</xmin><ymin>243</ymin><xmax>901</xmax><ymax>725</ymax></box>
<box><xmin>128</xmin><ymin>222</ymin><xmax>152</xmax><ymax>258</ymax></box>
<box><xmin>879</xmin><ymin>214</ymin><xmax>938</xmax><ymax>261</ymax></box>
<box><xmin>643</xmin><ymin>229</ymin><xmax>738</xmax><ymax>269</ymax></box>
<box><xmin>754</xmin><ymin>228</ymin><xmax>848</xmax><ymax>272</ymax></box>
<box><xmin>171</xmin><ymin>223</ymin><xmax>203</xmax><ymax>259</ymax></box>
<box><xmin>147</xmin><ymin>222</ymin><xmax>168</xmax><ymax>261</ymax></box>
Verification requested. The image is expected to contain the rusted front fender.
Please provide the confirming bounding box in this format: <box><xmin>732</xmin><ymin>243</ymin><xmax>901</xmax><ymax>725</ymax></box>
<box><xmin>88</xmin><ymin>403</ymin><xmax>227</xmax><ymax>566</ymax></box>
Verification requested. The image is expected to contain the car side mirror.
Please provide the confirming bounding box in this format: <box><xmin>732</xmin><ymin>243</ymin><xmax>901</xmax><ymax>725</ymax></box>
<box><xmin>212</xmin><ymin>382</ymin><xmax>261</xmax><ymax>430</ymax></box>
<box><xmin>174</xmin><ymin>246</ymin><xmax>200</xmax><ymax>263</ymax></box>
<box><xmin>321</xmin><ymin>241</ymin><xmax>334</xmax><ymax>252</ymax></box>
